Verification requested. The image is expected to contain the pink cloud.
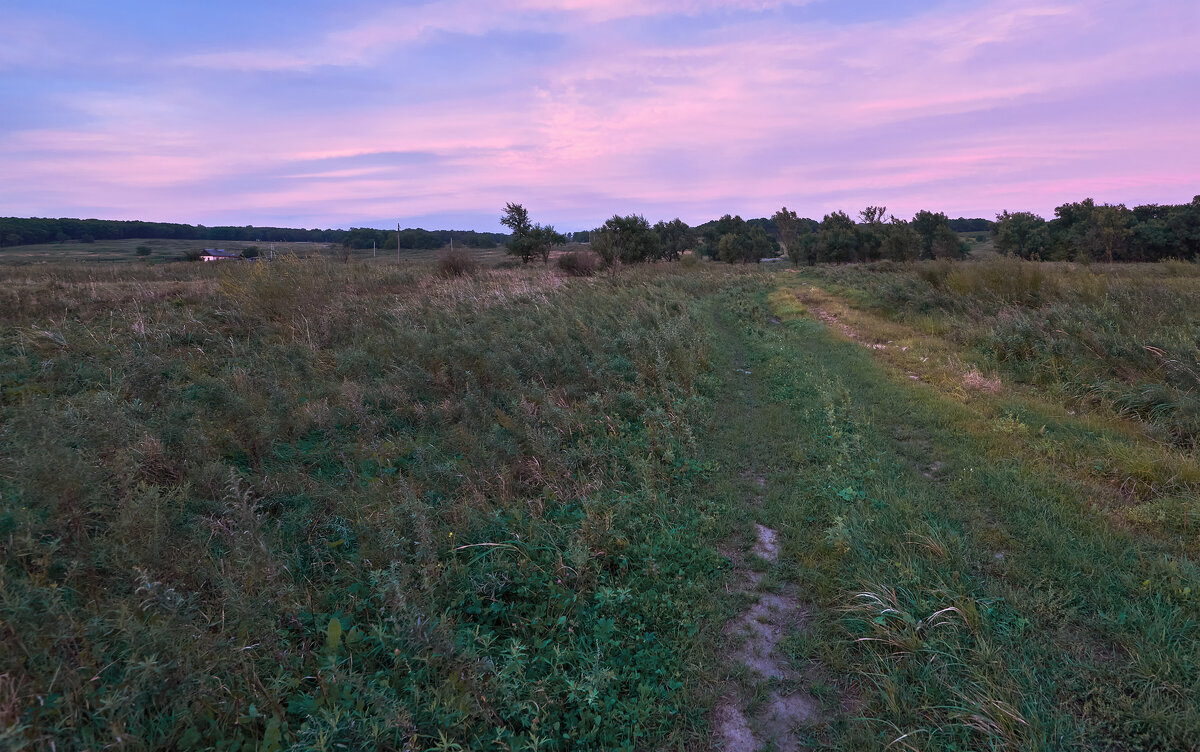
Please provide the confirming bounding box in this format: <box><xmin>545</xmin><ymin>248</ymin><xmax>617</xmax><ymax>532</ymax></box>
<box><xmin>3</xmin><ymin>0</ymin><xmax>1197</xmax><ymax>227</ymax></box>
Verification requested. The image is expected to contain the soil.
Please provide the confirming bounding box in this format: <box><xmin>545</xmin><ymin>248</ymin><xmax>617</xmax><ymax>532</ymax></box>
<box><xmin>714</xmin><ymin>518</ymin><xmax>823</xmax><ymax>751</ymax></box>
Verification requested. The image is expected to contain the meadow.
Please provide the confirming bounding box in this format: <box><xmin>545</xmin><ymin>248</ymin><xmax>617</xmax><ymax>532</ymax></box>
<box><xmin>0</xmin><ymin>239</ymin><xmax>514</xmax><ymax>265</ymax></box>
<box><xmin>1</xmin><ymin>255</ymin><xmax>1197</xmax><ymax>750</ymax></box>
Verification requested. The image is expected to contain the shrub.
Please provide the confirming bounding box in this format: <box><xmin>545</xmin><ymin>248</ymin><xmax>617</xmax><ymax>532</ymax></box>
<box><xmin>436</xmin><ymin>247</ymin><xmax>478</xmax><ymax>277</ymax></box>
<box><xmin>917</xmin><ymin>259</ymin><xmax>954</xmax><ymax>288</ymax></box>
<box><xmin>135</xmin><ymin>245</ymin><xmax>153</xmax><ymax>256</ymax></box>
<box><xmin>556</xmin><ymin>250</ymin><xmax>600</xmax><ymax>276</ymax></box>
<box><xmin>180</xmin><ymin>249</ymin><xmax>203</xmax><ymax>262</ymax></box>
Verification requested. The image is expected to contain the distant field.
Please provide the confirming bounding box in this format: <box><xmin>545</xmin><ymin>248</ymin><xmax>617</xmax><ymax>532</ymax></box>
<box><xmin>0</xmin><ymin>238</ymin><xmax>516</xmax><ymax>265</ymax></box>
<box><xmin>960</xmin><ymin>230</ymin><xmax>998</xmax><ymax>256</ymax></box>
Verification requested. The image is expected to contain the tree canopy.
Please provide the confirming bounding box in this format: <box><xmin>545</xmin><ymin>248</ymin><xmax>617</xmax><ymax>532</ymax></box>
<box><xmin>500</xmin><ymin>203</ymin><xmax>565</xmax><ymax>264</ymax></box>
<box><xmin>592</xmin><ymin>214</ymin><xmax>661</xmax><ymax>265</ymax></box>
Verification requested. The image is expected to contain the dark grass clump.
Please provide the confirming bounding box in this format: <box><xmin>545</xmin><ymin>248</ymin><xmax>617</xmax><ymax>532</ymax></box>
<box><xmin>555</xmin><ymin>250</ymin><xmax>601</xmax><ymax>276</ymax></box>
<box><xmin>436</xmin><ymin>247</ymin><xmax>479</xmax><ymax>277</ymax></box>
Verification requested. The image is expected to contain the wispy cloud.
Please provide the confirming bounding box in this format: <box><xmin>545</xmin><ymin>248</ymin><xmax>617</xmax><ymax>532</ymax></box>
<box><xmin>1</xmin><ymin>0</ymin><xmax>1196</xmax><ymax>228</ymax></box>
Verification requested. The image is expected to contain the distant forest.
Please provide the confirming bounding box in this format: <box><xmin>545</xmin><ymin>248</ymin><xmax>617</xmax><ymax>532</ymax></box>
<box><xmin>4</xmin><ymin>196</ymin><xmax>1198</xmax><ymax>264</ymax></box>
<box><xmin>0</xmin><ymin>217</ymin><xmax>508</xmax><ymax>250</ymax></box>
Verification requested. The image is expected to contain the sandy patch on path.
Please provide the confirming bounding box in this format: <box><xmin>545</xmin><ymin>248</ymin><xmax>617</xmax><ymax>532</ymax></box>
<box><xmin>714</xmin><ymin>517</ymin><xmax>823</xmax><ymax>752</ymax></box>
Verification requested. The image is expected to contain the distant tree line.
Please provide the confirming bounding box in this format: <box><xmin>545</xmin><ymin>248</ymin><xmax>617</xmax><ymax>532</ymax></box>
<box><xmin>766</xmin><ymin>206</ymin><xmax>972</xmax><ymax>264</ymax></box>
<box><xmin>341</xmin><ymin>227</ymin><xmax>505</xmax><ymax>250</ymax></box>
<box><xmin>992</xmin><ymin>197</ymin><xmax>1200</xmax><ymax>262</ymax></box>
<box><xmin>14</xmin><ymin>196</ymin><xmax>1198</xmax><ymax>265</ymax></box>
<box><xmin>501</xmin><ymin>205</ymin><xmax>712</xmax><ymax>266</ymax></box>
<box><xmin>0</xmin><ymin>217</ymin><xmax>508</xmax><ymax>250</ymax></box>
<box><xmin>502</xmin><ymin>204</ymin><xmax>989</xmax><ymax>267</ymax></box>
<box><xmin>947</xmin><ymin>217</ymin><xmax>994</xmax><ymax>233</ymax></box>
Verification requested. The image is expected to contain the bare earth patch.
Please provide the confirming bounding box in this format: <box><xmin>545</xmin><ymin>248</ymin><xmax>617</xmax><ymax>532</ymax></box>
<box><xmin>754</xmin><ymin>523</ymin><xmax>779</xmax><ymax>561</ymax></box>
<box><xmin>714</xmin><ymin>520</ymin><xmax>822</xmax><ymax>752</ymax></box>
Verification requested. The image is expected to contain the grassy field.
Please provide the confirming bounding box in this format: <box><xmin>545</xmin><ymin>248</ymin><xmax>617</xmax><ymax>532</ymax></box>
<box><xmin>1</xmin><ymin>257</ymin><xmax>1197</xmax><ymax>750</ymax></box>
<box><xmin>0</xmin><ymin>238</ymin><xmax>516</xmax><ymax>265</ymax></box>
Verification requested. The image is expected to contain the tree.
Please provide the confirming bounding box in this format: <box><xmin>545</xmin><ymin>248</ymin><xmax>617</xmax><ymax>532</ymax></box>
<box><xmin>653</xmin><ymin>218</ymin><xmax>692</xmax><ymax>260</ymax></box>
<box><xmin>1083</xmin><ymin>204</ymin><xmax>1133</xmax><ymax>263</ymax></box>
<box><xmin>700</xmin><ymin>214</ymin><xmax>747</xmax><ymax>259</ymax></box>
<box><xmin>912</xmin><ymin>210</ymin><xmax>952</xmax><ymax>260</ymax></box>
<box><xmin>796</xmin><ymin>233</ymin><xmax>820</xmax><ymax>265</ymax></box>
<box><xmin>530</xmin><ymin>225</ymin><xmax>566</xmax><ymax>264</ymax></box>
<box><xmin>817</xmin><ymin>211</ymin><xmax>859</xmax><ymax>263</ymax></box>
<box><xmin>1049</xmin><ymin>198</ymin><xmax>1096</xmax><ymax>260</ymax></box>
<box><xmin>1166</xmin><ymin>196</ymin><xmax>1200</xmax><ymax>258</ymax></box>
<box><xmin>773</xmin><ymin>207</ymin><xmax>808</xmax><ymax>266</ymax></box>
<box><xmin>717</xmin><ymin>232</ymin><xmax>750</xmax><ymax>263</ymax></box>
<box><xmin>931</xmin><ymin>224</ymin><xmax>969</xmax><ymax>259</ymax></box>
<box><xmin>858</xmin><ymin>206</ymin><xmax>887</xmax><ymax>261</ymax></box>
<box><xmin>881</xmin><ymin>217</ymin><xmax>920</xmax><ymax>261</ymax></box>
<box><xmin>859</xmin><ymin>206</ymin><xmax>887</xmax><ymax>225</ymax></box>
<box><xmin>993</xmin><ymin>211</ymin><xmax>1048</xmax><ymax>259</ymax></box>
<box><xmin>500</xmin><ymin>203</ymin><xmax>561</xmax><ymax>264</ymax></box>
<box><xmin>748</xmin><ymin>225</ymin><xmax>775</xmax><ymax>262</ymax></box>
<box><xmin>592</xmin><ymin>214</ymin><xmax>660</xmax><ymax>266</ymax></box>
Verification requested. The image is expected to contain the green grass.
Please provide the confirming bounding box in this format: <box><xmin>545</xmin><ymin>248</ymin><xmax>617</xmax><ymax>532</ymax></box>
<box><xmin>3</xmin><ymin>257</ymin><xmax>1198</xmax><ymax>750</ymax></box>
<box><xmin>0</xmin><ymin>259</ymin><xmax>747</xmax><ymax>750</ymax></box>
<box><xmin>797</xmin><ymin>258</ymin><xmax>1200</xmax><ymax>450</ymax></box>
<box><xmin>0</xmin><ymin>238</ymin><xmax>519</xmax><ymax>265</ymax></box>
<box><xmin>708</xmin><ymin>277</ymin><xmax>1199</xmax><ymax>750</ymax></box>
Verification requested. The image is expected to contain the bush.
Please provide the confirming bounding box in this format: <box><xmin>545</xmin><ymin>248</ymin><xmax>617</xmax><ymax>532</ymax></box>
<box><xmin>180</xmin><ymin>249</ymin><xmax>203</xmax><ymax>262</ymax></box>
<box><xmin>135</xmin><ymin>245</ymin><xmax>153</xmax><ymax>256</ymax></box>
<box><xmin>680</xmin><ymin>252</ymin><xmax>699</xmax><ymax>268</ymax></box>
<box><xmin>436</xmin><ymin>247</ymin><xmax>478</xmax><ymax>277</ymax></box>
<box><xmin>556</xmin><ymin>250</ymin><xmax>601</xmax><ymax>276</ymax></box>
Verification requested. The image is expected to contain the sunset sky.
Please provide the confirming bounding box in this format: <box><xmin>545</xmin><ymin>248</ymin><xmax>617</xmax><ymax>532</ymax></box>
<box><xmin>2</xmin><ymin>0</ymin><xmax>1198</xmax><ymax>232</ymax></box>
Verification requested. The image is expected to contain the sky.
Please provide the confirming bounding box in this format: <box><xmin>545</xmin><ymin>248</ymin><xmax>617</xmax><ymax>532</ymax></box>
<box><xmin>1</xmin><ymin>0</ymin><xmax>1198</xmax><ymax>232</ymax></box>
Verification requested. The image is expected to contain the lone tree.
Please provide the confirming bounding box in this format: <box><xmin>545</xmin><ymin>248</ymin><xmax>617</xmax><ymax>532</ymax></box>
<box><xmin>912</xmin><ymin>210</ymin><xmax>966</xmax><ymax>259</ymax></box>
<box><xmin>882</xmin><ymin>217</ymin><xmax>920</xmax><ymax>261</ymax></box>
<box><xmin>773</xmin><ymin>207</ymin><xmax>803</xmax><ymax>265</ymax></box>
<box><xmin>993</xmin><ymin>211</ymin><xmax>1048</xmax><ymax>259</ymax></box>
<box><xmin>501</xmin><ymin>203</ymin><xmax>564</xmax><ymax>264</ymax></box>
<box><xmin>857</xmin><ymin>206</ymin><xmax>887</xmax><ymax>261</ymax></box>
<box><xmin>653</xmin><ymin>218</ymin><xmax>693</xmax><ymax>260</ymax></box>
<box><xmin>592</xmin><ymin>214</ymin><xmax>661</xmax><ymax>266</ymax></box>
<box><xmin>817</xmin><ymin>210</ymin><xmax>859</xmax><ymax>263</ymax></box>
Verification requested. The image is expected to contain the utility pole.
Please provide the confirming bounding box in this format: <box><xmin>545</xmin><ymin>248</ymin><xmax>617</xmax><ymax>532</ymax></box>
<box><xmin>372</xmin><ymin>239</ymin><xmax>376</xmax><ymax>257</ymax></box>
<box><xmin>397</xmin><ymin>223</ymin><xmax>401</xmax><ymax>262</ymax></box>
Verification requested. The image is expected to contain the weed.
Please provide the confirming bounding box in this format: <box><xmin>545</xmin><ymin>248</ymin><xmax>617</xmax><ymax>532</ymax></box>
<box><xmin>555</xmin><ymin>250</ymin><xmax>601</xmax><ymax>277</ymax></box>
<box><xmin>436</xmin><ymin>247</ymin><xmax>479</xmax><ymax>277</ymax></box>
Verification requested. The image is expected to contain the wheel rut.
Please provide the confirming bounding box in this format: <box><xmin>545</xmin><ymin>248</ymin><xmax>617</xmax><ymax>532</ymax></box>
<box><xmin>713</xmin><ymin>504</ymin><xmax>823</xmax><ymax>751</ymax></box>
<box><xmin>709</xmin><ymin>303</ymin><xmax>827</xmax><ymax>751</ymax></box>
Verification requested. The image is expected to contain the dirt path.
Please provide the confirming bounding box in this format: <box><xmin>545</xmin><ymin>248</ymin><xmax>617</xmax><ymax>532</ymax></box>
<box><xmin>709</xmin><ymin>331</ymin><xmax>824</xmax><ymax>751</ymax></box>
<box><xmin>714</xmin><ymin>514</ymin><xmax>820</xmax><ymax>750</ymax></box>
